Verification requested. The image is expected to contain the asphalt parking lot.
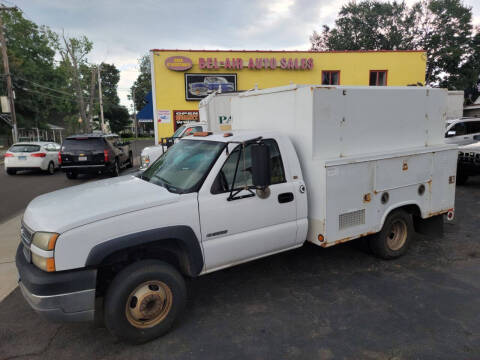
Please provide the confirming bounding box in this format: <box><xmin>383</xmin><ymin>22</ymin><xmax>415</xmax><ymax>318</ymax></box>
<box><xmin>0</xmin><ymin>173</ymin><xmax>479</xmax><ymax>358</ymax></box>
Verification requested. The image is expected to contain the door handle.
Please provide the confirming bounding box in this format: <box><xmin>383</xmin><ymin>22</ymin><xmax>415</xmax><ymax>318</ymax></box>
<box><xmin>278</xmin><ymin>192</ymin><xmax>294</xmax><ymax>203</ymax></box>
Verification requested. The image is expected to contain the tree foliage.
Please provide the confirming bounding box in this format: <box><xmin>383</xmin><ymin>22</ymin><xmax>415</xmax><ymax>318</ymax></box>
<box><xmin>310</xmin><ymin>0</ymin><xmax>479</xmax><ymax>97</ymax></box>
<box><xmin>129</xmin><ymin>54</ymin><xmax>151</xmax><ymax>111</ymax></box>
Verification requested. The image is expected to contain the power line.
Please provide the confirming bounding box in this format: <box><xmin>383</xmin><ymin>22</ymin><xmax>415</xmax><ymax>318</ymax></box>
<box><xmin>13</xmin><ymin>75</ymin><xmax>76</xmax><ymax>97</ymax></box>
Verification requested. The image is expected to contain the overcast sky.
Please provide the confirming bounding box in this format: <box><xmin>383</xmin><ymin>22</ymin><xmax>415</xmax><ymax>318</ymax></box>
<box><xmin>11</xmin><ymin>0</ymin><xmax>480</xmax><ymax>109</ymax></box>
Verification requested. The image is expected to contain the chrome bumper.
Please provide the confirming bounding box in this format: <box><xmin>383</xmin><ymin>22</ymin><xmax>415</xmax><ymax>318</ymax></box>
<box><xmin>19</xmin><ymin>281</ymin><xmax>95</xmax><ymax>322</ymax></box>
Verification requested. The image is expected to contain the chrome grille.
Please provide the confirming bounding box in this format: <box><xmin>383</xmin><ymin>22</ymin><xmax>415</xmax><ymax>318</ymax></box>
<box><xmin>20</xmin><ymin>223</ymin><xmax>33</xmax><ymax>246</ymax></box>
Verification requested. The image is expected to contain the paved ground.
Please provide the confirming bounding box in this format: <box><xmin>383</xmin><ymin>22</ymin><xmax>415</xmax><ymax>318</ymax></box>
<box><xmin>0</xmin><ymin>175</ymin><xmax>479</xmax><ymax>358</ymax></box>
<box><xmin>0</xmin><ymin>139</ymin><xmax>153</xmax><ymax>223</ymax></box>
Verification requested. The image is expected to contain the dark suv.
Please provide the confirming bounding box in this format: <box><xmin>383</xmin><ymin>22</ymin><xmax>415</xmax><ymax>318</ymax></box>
<box><xmin>59</xmin><ymin>134</ymin><xmax>133</xmax><ymax>179</ymax></box>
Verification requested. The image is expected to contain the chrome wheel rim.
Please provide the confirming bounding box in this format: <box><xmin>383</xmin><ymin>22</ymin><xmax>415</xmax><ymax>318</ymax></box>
<box><xmin>125</xmin><ymin>280</ymin><xmax>173</xmax><ymax>328</ymax></box>
<box><xmin>386</xmin><ymin>219</ymin><xmax>407</xmax><ymax>251</ymax></box>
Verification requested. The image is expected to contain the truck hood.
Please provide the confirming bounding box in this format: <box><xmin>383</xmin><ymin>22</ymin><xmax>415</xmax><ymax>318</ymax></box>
<box><xmin>23</xmin><ymin>175</ymin><xmax>179</xmax><ymax>233</ymax></box>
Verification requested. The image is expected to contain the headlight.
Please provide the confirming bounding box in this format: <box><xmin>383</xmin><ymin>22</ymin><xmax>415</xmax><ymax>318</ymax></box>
<box><xmin>32</xmin><ymin>232</ymin><xmax>59</xmax><ymax>251</ymax></box>
<box><xmin>32</xmin><ymin>253</ymin><xmax>56</xmax><ymax>272</ymax></box>
<box><xmin>141</xmin><ymin>155</ymin><xmax>150</xmax><ymax>168</ymax></box>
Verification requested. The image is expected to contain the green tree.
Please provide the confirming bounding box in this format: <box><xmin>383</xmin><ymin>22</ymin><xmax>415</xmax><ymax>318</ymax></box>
<box><xmin>310</xmin><ymin>0</ymin><xmax>477</xmax><ymax>90</ymax></box>
<box><xmin>129</xmin><ymin>54</ymin><xmax>151</xmax><ymax>111</ymax></box>
<box><xmin>0</xmin><ymin>9</ymin><xmax>75</xmax><ymax>132</ymax></box>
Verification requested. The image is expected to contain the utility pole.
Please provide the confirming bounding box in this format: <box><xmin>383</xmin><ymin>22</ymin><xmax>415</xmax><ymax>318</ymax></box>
<box><xmin>132</xmin><ymin>87</ymin><xmax>138</xmax><ymax>138</ymax></box>
<box><xmin>97</xmin><ymin>64</ymin><xmax>105</xmax><ymax>133</ymax></box>
<box><xmin>0</xmin><ymin>6</ymin><xmax>18</xmax><ymax>143</ymax></box>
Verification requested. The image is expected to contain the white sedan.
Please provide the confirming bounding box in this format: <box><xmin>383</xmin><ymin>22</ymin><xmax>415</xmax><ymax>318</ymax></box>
<box><xmin>4</xmin><ymin>141</ymin><xmax>61</xmax><ymax>175</ymax></box>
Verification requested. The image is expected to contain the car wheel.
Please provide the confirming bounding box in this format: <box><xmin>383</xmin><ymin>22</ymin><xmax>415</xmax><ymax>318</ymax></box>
<box><xmin>47</xmin><ymin>161</ymin><xmax>55</xmax><ymax>175</ymax></box>
<box><xmin>369</xmin><ymin>209</ymin><xmax>413</xmax><ymax>259</ymax></box>
<box><xmin>66</xmin><ymin>171</ymin><xmax>77</xmax><ymax>179</ymax></box>
<box><xmin>127</xmin><ymin>152</ymin><xmax>133</xmax><ymax>168</ymax></box>
<box><xmin>6</xmin><ymin>168</ymin><xmax>16</xmax><ymax>175</ymax></box>
<box><xmin>111</xmin><ymin>158</ymin><xmax>120</xmax><ymax>177</ymax></box>
<box><xmin>104</xmin><ymin>260</ymin><xmax>187</xmax><ymax>344</ymax></box>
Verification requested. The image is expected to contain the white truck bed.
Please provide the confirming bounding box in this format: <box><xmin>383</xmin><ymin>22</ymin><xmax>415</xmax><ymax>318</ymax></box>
<box><xmin>232</xmin><ymin>85</ymin><xmax>457</xmax><ymax>246</ymax></box>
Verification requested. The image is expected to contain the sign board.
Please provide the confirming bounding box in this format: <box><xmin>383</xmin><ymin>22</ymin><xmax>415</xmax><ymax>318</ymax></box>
<box><xmin>198</xmin><ymin>57</ymin><xmax>314</xmax><ymax>70</ymax></box>
<box><xmin>157</xmin><ymin>110</ymin><xmax>171</xmax><ymax>124</ymax></box>
<box><xmin>185</xmin><ymin>73</ymin><xmax>237</xmax><ymax>101</ymax></box>
<box><xmin>164</xmin><ymin>56</ymin><xmax>193</xmax><ymax>71</ymax></box>
<box><xmin>173</xmin><ymin>110</ymin><xmax>199</xmax><ymax>129</ymax></box>
<box><xmin>1</xmin><ymin>96</ymin><xmax>10</xmax><ymax>113</ymax></box>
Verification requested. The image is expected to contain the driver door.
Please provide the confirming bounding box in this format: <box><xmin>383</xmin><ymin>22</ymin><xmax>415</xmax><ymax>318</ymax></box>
<box><xmin>198</xmin><ymin>139</ymin><xmax>298</xmax><ymax>272</ymax></box>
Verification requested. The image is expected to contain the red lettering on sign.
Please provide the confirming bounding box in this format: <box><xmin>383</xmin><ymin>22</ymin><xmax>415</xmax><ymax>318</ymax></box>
<box><xmin>225</xmin><ymin>58</ymin><xmax>231</xmax><ymax>69</ymax></box>
<box><xmin>280</xmin><ymin>58</ymin><xmax>287</xmax><ymax>69</ymax></box>
<box><xmin>287</xmin><ymin>58</ymin><xmax>294</xmax><ymax>69</ymax></box>
<box><xmin>206</xmin><ymin>58</ymin><xmax>213</xmax><ymax>69</ymax></box>
<box><xmin>255</xmin><ymin>58</ymin><xmax>263</xmax><ymax>69</ymax></box>
<box><xmin>213</xmin><ymin>58</ymin><xmax>219</xmax><ymax>69</ymax></box>
<box><xmin>307</xmin><ymin>58</ymin><xmax>314</xmax><ymax>69</ymax></box>
<box><xmin>235</xmin><ymin>58</ymin><xmax>243</xmax><ymax>69</ymax></box>
<box><xmin>199</xmin><ymin>58</ymin><xmax>206</xmax><ymax>69</ymax></box>
<box><xmin>270</xmin><ymin>58</ymin><xmax>277</xmax><ymax>69</ymax></box>
<box><xmin>294</xmin><ymin>58</ymin><xmax>300</xmax><ymax>69</ymax></box>
<box><xmin>248</xmin><ymin>58</ymin><xmax>255</xmax><ymax>69</ymax></box>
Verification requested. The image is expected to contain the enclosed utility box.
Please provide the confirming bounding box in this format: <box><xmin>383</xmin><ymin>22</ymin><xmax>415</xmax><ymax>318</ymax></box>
<box><xmin>232</xmin><ymin>85</ymin><xmax>457</xmax><ymax>246</ymax></box>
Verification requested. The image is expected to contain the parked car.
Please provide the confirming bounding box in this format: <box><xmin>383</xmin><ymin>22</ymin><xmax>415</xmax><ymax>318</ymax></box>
<box><xmin>456</xmin><ymin>139</ymin><xmax>480</xmax><ymax>184</ymax></box>
<box><xmin>445</xmin><ymin>117</ymin><xmax>480</xmax><ymax>145</ymax></box>
<box><xmin>59</xmin><ymin>134</ymin><xmax>133</xmax><ymax>179</ymax></box>
<box><xmin>15</xmin><ymin>86</ymin><xmax>456</xmax><ymax>344</ymax></box>
<box><xmin>140</xmin><ymin>122</ymin><xmax>208</xmax><ymax>170</ymax></box>
<box><xmin>4</xmin><ymin>142</ymin><xmax>60</xmax><ymax>175</ymax></box>
<box><xmin>203</xmin><ymin>76</ymin><xmax>235</xmax><ymax>92</ymax></box>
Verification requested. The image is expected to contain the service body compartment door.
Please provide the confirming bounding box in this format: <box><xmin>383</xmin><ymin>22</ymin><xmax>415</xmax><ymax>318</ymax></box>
<box><xmin>198</xmin><ymin>139</ymin><xmax>298</xmax><ymax>272</ymax></box>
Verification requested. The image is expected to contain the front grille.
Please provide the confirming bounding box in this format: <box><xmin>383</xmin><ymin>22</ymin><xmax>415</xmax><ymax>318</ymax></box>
<box><xmin>20</xmin><ymin>223</ymin><xmax>33</xmax><ymax>246</ymax></box>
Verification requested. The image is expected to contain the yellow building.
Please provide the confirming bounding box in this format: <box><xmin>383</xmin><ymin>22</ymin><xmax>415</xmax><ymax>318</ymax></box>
<box><xmin>150</xmin><ymin>49</ymin><xmax>427</xmax><ymax>143</ymax></box>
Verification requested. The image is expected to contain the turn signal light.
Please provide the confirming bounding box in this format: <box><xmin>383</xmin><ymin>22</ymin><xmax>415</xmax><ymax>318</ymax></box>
<box><xmin>318</xmin><ymin>234</ymin><xmax>325</xmax><ymax>242</ymax></box>
<box><xmin>31</xmin><ymin>153</ymin><xmax>46</xmax><ymax>157</ymax></box>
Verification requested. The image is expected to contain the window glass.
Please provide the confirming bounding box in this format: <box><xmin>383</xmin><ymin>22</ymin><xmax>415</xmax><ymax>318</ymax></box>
<box><xmin>370</xmin><ymin>71</ymin><xmax>387</xmax><ymax>86</ymax></box>
<box><xmin>173</xmin><ymin>125</ymin><xmax>186</xmax><ymax>138</ymax></box>
<box><xmin>454</xmin><ymin>122</ymin><xmax>467</xmax><ymax>136</ymax></box>
<box><xmin>322</xmin><ymin>71</ymin><xmax>340</xmax><ymax>85</ymax></box>
<box><xmin>369</xmin><ymin>71</ymin><xmax>377</xmax><ymax>86</ymax></box>
<box><xmin>212</xmin><ymin>139</ymin><xmax>286</xmax><ymax>194</ymax></box>
<box><xmin>9</xmin><ymin>144</ymin><xmax>41</xmax><ymax>153</ymax></box>
<box><xmin>466</xmin><ymin>121</ymin><xmax>480</xmax><ymax>134</ymax></box>
<box><xmin>62</xmin><ymin>138</ymin><xmax>105</xmax><ymax>151</ymax></box>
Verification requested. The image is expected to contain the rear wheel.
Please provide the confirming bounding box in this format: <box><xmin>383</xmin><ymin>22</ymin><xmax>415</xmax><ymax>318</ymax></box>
<box><xmin>6</xmin><ymin>168</ymin><xmax>16</xmax><ymax>175</ymax></box>
<box><xmin>66</xmin><ymin>171</ymin><xmax>77</xmax><ymax>179</ymax></box>
<box><xmin>104</xmin><ymin>260</ymin><xmax>186</xmax><ymax>344</ymax></box>
<box><xmin>47</xmin><ymin>161</ymin><xmax>55</xmax><ymax>175</ymax></box>
<box><xmin>369</xmin><ymin>209</ymin><xmax>413</xmax><ymax>259</ymax></box>
<box><xmin>127</xmin><ymin>152</ymin><xmax>133</xmax><ymax>168</ymax></box>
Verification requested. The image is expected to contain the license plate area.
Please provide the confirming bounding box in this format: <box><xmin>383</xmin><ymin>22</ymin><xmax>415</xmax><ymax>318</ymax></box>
<box><xmin>18</xmin><ymin>156</ymin><xmax>27</xmax><ymax>160</ymax></box>
<box><xmin>78</xmin><ymin>156</ymin><xmax>87</xmax><ymax>161</ymax></box>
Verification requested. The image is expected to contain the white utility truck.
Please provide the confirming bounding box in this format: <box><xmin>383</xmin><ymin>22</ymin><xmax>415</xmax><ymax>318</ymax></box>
<box><xmin>16</xmin><ymin>85</ymin><xmax>457</xmax><ymax>344</ymax></box>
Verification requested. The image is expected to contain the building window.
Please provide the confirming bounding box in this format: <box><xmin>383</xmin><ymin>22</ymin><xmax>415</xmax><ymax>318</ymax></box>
<box><xmin>370</xmin><ymin>70</ymin><xmax>387</xmax><ymax>86</ymax></box>
<box><xmin>322</xmin><ymin>71</ymin><xmax>340</xmax><ymax>85</ymax></box>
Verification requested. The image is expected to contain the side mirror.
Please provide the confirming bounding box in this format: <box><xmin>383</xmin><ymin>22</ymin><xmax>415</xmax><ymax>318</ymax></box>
<box><xmin>251</xmin><ymin>143</ymin><xmax>271</xmax><ymax>189</ymax></box>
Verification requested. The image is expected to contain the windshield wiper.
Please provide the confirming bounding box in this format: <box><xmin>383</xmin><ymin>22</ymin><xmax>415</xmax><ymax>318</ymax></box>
<box><xmin>152</xmin><ymin>175</ymin><xmax>181</xmax><ymax>194</ymax></box>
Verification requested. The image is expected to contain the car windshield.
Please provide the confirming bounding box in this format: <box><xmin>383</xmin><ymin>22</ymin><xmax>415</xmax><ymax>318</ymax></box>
<box><xmin>172</xmin><ymin>126</ymin><xmax>186</xmax><ymax>138</ymax></box>
<box><xmin>9</xmin><ymin>144</ymin><xmax>41</xmax><ymax>153</ymax></box>
<box><xmin>140</xmin><ymin>139</ymin><xmax>224</xmax><ymax>193</ymax></box>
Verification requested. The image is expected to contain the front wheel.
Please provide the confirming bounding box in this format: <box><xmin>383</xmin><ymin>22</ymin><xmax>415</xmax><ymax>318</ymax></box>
<box><xmin>111</xmin><ymin>159</ymin><xmax>120</xmax><ymax>177</ymax></box>
<box><xmin>104</xmin><ymin>260</ymin><xmax>187</xmax><ymax>344</ymax></box>
<box><xmin>369</xmin><ymin>209</ymin><xmax>413</xmax><ymax>259</ymax></box>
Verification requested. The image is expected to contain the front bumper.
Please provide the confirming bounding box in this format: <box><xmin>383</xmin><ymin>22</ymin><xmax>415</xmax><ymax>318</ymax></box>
<box><xmin>16</xmin><ymin>244</ymin><xmax>97</xmax><ymax>322</ymax></box>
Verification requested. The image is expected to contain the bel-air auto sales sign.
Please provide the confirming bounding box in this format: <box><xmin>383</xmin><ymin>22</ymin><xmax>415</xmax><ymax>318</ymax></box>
<box><xmin>165</xmin><ymin>56</ymin><xmax>314</xmax><ymax>71</ymax></box>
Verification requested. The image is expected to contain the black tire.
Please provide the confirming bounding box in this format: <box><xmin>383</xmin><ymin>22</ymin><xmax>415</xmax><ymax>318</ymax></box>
<box><xmin>456</xmin><ymin>170</ymin><xmax>468</xmax><ymax>185</ymax></box>
<box><xmin>369</xmin><ymin>209</ymin><xmax>413</xmax><ymax>259</ymax></box>
<box><xmin>111</xmin><ymin>158</ymin><xmax>120</xmax><ymax>177</ymax></box>
<box><xmin>127</xmin><ymin>152</ymin><xmax>133</xmax><ymax>168</ymax></box>
<box><xmin>6</xmin><ymin>168</ymin><xmax>16</xmax><ymax>175</ymax></box>
<box><xmin>66</xmin><ymin>171</ymin><xmax>77</xmax><ymax>179</ymax></box>
<box><xmin>104</xmin><ymin>260</ymin><xmax>187</xmax><ymax>344</ymax></box>
<box><xmin>47</xmin><ymin>161</ymin><xmax>55</xmax><ymax>175</ymax></box>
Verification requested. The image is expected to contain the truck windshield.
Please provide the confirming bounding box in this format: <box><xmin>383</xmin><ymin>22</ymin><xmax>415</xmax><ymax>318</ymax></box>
<box><xmin>140</xmin><ymin>139</ymin><xmax>224</xmax><ymax>193</ymax></box>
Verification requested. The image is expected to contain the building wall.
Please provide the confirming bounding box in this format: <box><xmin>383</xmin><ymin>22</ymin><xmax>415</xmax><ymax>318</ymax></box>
<box><xmin>151</xmin><ymin>50</ymin><xmax>427</xmax><ymax>143</ymax></box>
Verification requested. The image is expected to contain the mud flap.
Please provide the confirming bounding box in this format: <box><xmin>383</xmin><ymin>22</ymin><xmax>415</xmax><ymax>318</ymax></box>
<box><xmin>413</xmin><ymin>214</ymin><xmax>444</xmax><ymax>237</ymax></box>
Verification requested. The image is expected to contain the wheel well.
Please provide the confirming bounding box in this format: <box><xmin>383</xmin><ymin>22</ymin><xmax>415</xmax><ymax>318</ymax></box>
<box><xmin>95</xmin><ymin>240</ymin><xmax>192</xmax><ymax>297</ymax></box>
<box><xmin>398</xmin><ymin>204</ymin><xmax>421</xmax><ymax>217</ymax></box>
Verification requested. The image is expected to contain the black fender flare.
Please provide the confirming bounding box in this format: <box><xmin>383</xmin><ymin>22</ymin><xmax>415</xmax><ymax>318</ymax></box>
<box><xmin>85</xmin><ymin>226</ymin><xmax>204</xmax><ymax>276</ymax></box>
